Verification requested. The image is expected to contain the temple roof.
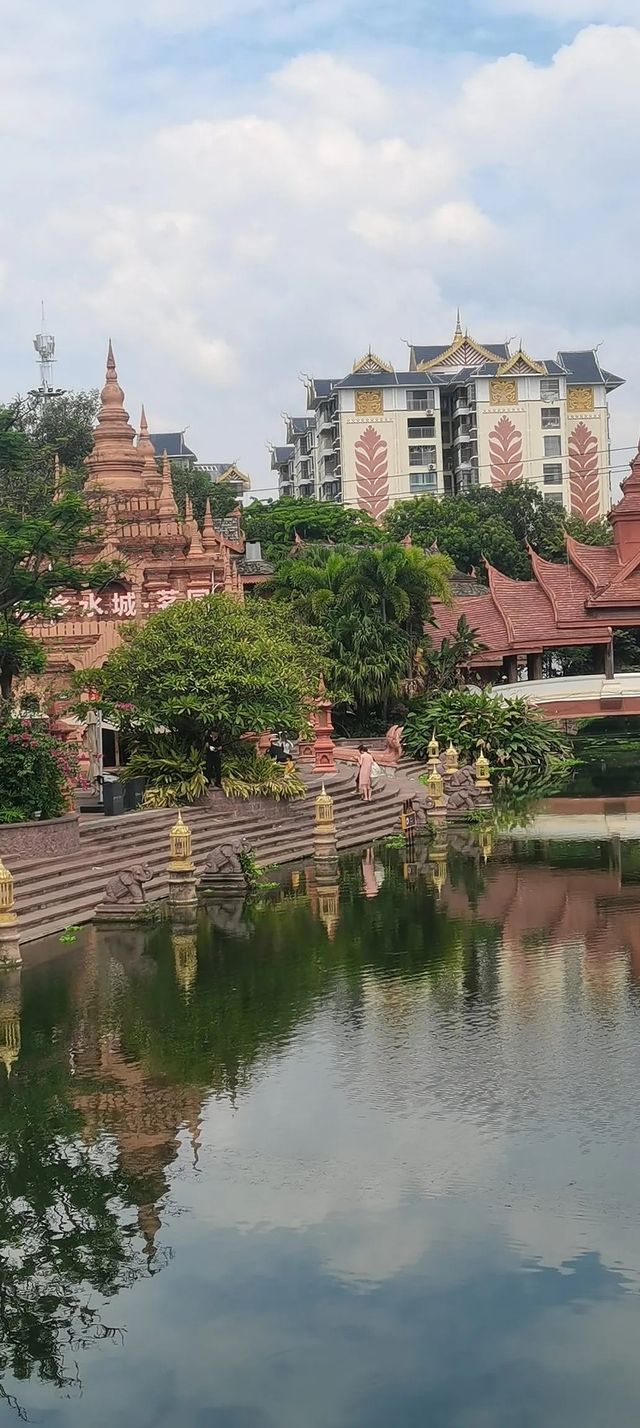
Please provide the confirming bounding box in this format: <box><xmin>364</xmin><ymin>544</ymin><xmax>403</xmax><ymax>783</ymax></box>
<box><xmin>149</xmin><ymin>431</ymin><xmax>197</xmax><ymax>461</ymax></box>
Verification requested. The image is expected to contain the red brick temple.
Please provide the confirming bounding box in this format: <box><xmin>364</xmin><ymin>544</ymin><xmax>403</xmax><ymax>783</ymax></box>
<box><xmin>32</xmin><ymin>342</ymin><xmax>272</xmax><ymax>687</ymax></box>
<box><xmin>433</xmin><ymin>440</ymin><xmax>640</xmax><ymax>683</ymax></box>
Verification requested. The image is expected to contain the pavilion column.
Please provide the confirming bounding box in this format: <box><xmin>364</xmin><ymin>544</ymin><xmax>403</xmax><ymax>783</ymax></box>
<box><xmin>605</xmin><ymin>640</ymin><xmax>615</xmax><ymax>680</ymax></box>
<box><xmin>526</xmin><ymin>653</ymin><xmax>543</xmax><ymax>682</ymax></box>
<box><xmin>503</xmin><ymin>655</ymin><xmax>518</xmax><ymax>684</ymax></box>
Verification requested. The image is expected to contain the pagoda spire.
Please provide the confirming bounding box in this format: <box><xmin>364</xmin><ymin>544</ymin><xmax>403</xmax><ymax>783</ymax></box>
<box><xmin>158</xmin><ymin>451</ymin><xmax>180</xmax><ymax>520</ymax></box>
<box><xmin>85</xmin><ymin>341</ymin><xmax>145</xmax><ymax>492</ymax></box>
<box><xmin>137</xmin><ymin>405</ymin><xmax>161</xmax><ymax>489</ymax></box>
<box><xmin>609</xmin><ymin>437</ymin><xmax>640</xmax><ymax>564</ymax></box>
<box><xmin>201</xmin><ymin>499</ymin><xmax>218</xmax><ymax>552</ymax></box>
<box><xmin>454</xmin><ymin>308</ymin><xmax>463</xmax><ymax>340</ymax></box>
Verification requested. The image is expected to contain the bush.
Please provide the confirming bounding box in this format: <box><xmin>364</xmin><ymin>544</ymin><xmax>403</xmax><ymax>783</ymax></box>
<box><xmin>222</xmin><ymin>748</ymin><xmax>306</xmax><ymax>801</ymax></box>
<box><xmin>122</xmin><ymin>736</ymin><xmax>208</xmax><ymax>807</ymax></box>
<box><xmin>403</xmin><ymin>689</ymin><xmax>572</xmax><ymax>785</ymax></box>
<box><xmin>0</xmin><ymin>716</ymin><xmax>77</xmax><ymax>821</ymax></box>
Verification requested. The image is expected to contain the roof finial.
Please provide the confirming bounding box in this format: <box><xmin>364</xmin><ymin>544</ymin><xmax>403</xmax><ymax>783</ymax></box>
<box><xmin>158</xmin><ymin>450</ymin><xmax>180</xmax><ymax>521</ymax></box>
<box><xmin>202</xmin><ymin>499</ymin><xmax>217</xmax><ymax>552</ymax></box>
<box><xmin>454</xmin><ymin>309</ymin><xmax>463</xmax><ymax>340</ymax></box>
<box><xmin>137</xmin><ymin>404</ymin><xmax>161</xmax><ymax>487</ymax></box>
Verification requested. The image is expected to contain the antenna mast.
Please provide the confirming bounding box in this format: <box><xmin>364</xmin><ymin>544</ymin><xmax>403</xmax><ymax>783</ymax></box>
<box><xmin>33</xmin><ymin>303</ymin><xmax>58</xmax><ymax>396</ymax></box>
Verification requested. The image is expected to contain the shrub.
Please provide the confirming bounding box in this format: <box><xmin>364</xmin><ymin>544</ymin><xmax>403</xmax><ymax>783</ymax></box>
<box><xmin>222</xmin><ymin>749</ymin><xmax>306</xmax><ymax>801</ymax></box>
<box><xmin>122</xmin><ymin>736</ymin><xmax>207</xmax><ymax>807</ymax></box>
<box><xmin>0</xmin><ymin>716</ymin><xmax>77</xmax><ymax>821</ymax></box>
<box><xmin>403</xmin><ymin>689</ymin><xmax>572</xmax><ymax>785</ymax></box>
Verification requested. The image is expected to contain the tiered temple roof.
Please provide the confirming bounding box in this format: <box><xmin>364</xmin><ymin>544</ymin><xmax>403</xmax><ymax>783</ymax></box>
<box><xmin>433</xmin><ymin>442</ymin><xmax>640</xmax><ymax>664</ymax></box>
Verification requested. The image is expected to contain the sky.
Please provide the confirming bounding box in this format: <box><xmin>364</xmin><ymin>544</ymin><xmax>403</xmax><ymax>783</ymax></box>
<box><xmin>2</xmin><ymin>0</ymin><xmax>640</xmax><ymax>498</ymax></box>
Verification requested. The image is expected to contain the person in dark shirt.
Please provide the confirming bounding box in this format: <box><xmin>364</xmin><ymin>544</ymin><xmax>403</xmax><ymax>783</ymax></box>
<box><xmin>205</xmin><ymin>730</ymin><xmax>223</xmax><ymax>788</ymax></box>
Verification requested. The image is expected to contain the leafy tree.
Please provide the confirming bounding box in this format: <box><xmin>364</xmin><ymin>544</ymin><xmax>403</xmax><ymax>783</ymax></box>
<box><xmin>87</xmin><ymin>594</ymin><xmax>326</xmax><ymax>746</ymax></box>
<box><xmin>171</xmin><ymin>464</ymin><xmax>240</xmax><ymax>528</ymax></box>
<box><xmin>15</xmin><ymin>389</ymin><xmax>99</xmax><ymax>472</ymax></box>
<box><xmin>242</xmin><ymin>497</ymin><xmax>380</xmax><ymax>564</ymax></box>
<box><xmin>0</xmin><ymin>407</ymin><xmax>122</xmax><ymax>702</ymax></box>
<box><xmin>411</xmin><ymin>615</ymin><xmax>486</xmax><ymax>695</ymax></box>
<box><xmin>384</xmin><ymin>482</ymin><xmax>613</xmax><ymax>581</ymax></box>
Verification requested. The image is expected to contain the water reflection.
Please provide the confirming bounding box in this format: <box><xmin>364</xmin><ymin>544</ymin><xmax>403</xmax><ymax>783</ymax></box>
<box><xmin>2</xmin><ymin>837</ymin><xmax>640</xmax><ymax>1423</ymax></box>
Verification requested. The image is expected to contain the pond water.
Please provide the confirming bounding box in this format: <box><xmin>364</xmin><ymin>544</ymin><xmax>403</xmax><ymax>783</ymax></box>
<box><xmin>2</xmin><ymin>834</ymin><xmax>640</xmax><ymax>1426</ymax></box>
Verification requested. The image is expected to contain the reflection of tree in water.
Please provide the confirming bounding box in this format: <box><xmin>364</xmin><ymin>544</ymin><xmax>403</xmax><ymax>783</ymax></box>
<box><xmin>0</xmin><ymin>957</ymin><xmax>167</xmax><ymax>1418</ymax></box>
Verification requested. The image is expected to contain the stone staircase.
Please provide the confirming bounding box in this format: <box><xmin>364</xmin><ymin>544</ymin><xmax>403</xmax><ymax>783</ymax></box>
<box><xmin>10</xmin><ymin>763</ymin><xmax>410</xmax><ymax>945</ymax></box>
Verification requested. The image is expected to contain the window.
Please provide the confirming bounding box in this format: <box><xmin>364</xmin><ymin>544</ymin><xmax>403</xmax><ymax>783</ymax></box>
<box><xmin>544</xmin><ymin>491</ymin><xmax>563</xmax><ymax>505</ymax></box>
<box><xmin>542</xmin><ymin>407</ymin><xmax>561</xmax><ymax>429</ymax></box>
<box><xmin>409</xmin><ymin>445</ymin><xmax>437</xmax><ymax>467</ymax></box>
<box><xmin>544</xmin><ymin>436</ymin><xmax>562</xmax><ymax>458</ymax></box>
<box><xmin>540</xmin><ymin>378</ymin><xmax>560</xmax><ymax>401</ymax></box>
<box><xmin>408</xmin><ymin>418</ymin><xmax>435</xmax><ymax>439</ymax></box>
<box><xmin>406</xmin><ymin>390</ymin><xmax>435</xmax><ymax>412</ymax></box>
<box><xmin>467</xmin><ymin>384</ymin><xmax>477</xmax><ymax>403</ymax></box>
<box><xmin>410</xmin><ymin>470</ymin><xmax>437</xmax><ymax>492</ymax></box>
<box><xmin>543</xmin><ymin>463</ymin><xmax>563</xmax><ymax>485</ymax></box>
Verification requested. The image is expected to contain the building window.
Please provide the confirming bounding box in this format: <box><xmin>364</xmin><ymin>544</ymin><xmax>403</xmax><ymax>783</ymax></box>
<box><xmin>540</xmin><ymin>378</ymin><xmax>561</xmax><ymax>401</ymax></box>
<box><xmin>408</xmin><ymin>418</ymin><xmax>436</xmax><ymax>439</ymax></box>
<box><xmin>544</xmin><ymin>491</ymin><xmax>564</xmax><ymax>505</ymax></box>
<box><xmin>543</xmin><ymin>464</ymin><xmax>563</xmax><ymax>485</ymax></box>
<box><xmin>544</xmin><ymin>436</ymin><xmax>562</xmax><ymax>458</ymax></box>
<box><xmin>409</xmin><ymin>470</ymin><xmax>437</xmax><ymax>492</ymax></box>
<box><xmin>467</xmin><ymin>384</ymin><xmax>477</xmax><ymax>403</ymax></box>
<box><xmin>407</xmin><ymin>390</ymin><xmax>435</xmax><ymax>412</ymax></box>
<box><xmin>409</xmin><ymin>445</ymin><xmax>437</xmax><ymax>467</ymax></box>
<box><xmin>541</xmin><ymin>407</ymin><xmax>561</xmax><ymax>429</ymax></box>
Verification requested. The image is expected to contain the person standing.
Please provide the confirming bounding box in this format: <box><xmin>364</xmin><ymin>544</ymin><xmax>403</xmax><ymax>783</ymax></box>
<box><xmin>205</xmin><ymin>730</ymin><xmax>223</xmax><ymax>789</ymax></box>
<box><xmin>357</xmin><ymin>744</ymin><xmax>374</xmax><ymax>803</ymax></box>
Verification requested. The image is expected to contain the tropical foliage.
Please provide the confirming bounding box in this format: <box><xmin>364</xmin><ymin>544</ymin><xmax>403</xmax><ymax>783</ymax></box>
<box><xmin>122</xmin><ymin>738</ymin><xmax>208</xmax><ymax>807</ymax></box>
<box><xmin>403</xmin><ymin>689</ymin><xmax>572</xmax><ymax>785</ymax></box>
<box><xmin>0</xmin><ymin>714</ymin><xmax>77</xmax><ymax>822</ymax></box>
<box><xmin>85</xmin><ymin>595</ymin><xmax>325</xmax><ymax>746</ymax></box>
<box><xmin>410</xmin><ymin>615</ymin><xmax>485</xmax><ymax>695</ymax></box>
<box><xmin>268</xmin><ymin>542</ymin><xmax>453</xmax><ymax>721</ymax></box>
<box><xmin>222</xmin><ymin>748</ymin><xmax>306</xmax><ymax>801</ymax></box>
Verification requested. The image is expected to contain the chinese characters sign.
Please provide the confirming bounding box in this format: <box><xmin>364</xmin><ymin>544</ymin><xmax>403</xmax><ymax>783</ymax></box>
<box><xmin>50</xmin><ymin>585</ymin><xmax>215</xmax><ymax>621</ymax></box>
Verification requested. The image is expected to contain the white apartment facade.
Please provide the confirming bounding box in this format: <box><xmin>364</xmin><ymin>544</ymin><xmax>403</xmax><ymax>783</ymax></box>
<box><xmin>271</xmin><ymin>322</ymin><xmax>623</xmax><ymax>522</ymax></box>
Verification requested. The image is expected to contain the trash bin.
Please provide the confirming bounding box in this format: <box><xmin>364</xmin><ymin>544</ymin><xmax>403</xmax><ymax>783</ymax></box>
<box><xmin>124</xmin><ymin>777</ymin><xmax>145</xmax><ymax>811</ymax></box>
<box><xmin>102</xmin><ymin>776</ymin><xmax>125</xmax><ymax>817</ymax></box>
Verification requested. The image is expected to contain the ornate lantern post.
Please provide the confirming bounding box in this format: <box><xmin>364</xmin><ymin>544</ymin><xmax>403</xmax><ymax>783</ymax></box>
<box><xmin>444</xmin><ymin>742</ymin><xmax>459</xmax><ymax>774</ymax></box>
<box><xmin>475</xmin><ymin>746</ymin><xmax>491</xmax><ymax>790</ymax></box>
<box><xmin>427</xmin><ymin>767</ymin><xmax>446</xmax><ymax>809</ymax></box>
<box><xmin>168</xmin><ymin>811</ymin><xmax>198</xmax><ymax>912</ymax></box>
<box><xmin>427</xmin><ymin>732</ymin><xmax>440</xmax><ymax>770</ymax></box>
<box><xmin>0</xmin><ymin>858</ymin><xmax>21</xmax><ymax>968</ymax></box>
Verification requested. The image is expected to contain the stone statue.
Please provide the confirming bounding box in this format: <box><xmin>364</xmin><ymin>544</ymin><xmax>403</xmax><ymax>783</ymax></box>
<box><xmin>385</xmin><ymin>724</ymin><xmax>403</xmax><ymax>760</ymax></box>
<box><xmin>203</xmin><ymin>840</ymin><xmax>247</xmax><ymax>879</ymax></box>
<box><xmin>102</xmin><ymin>864</ymin><xmax>153</xmax><ymax>906</ymax></box>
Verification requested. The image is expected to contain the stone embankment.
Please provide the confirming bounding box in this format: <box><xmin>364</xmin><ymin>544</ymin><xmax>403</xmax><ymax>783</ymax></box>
<box><xmin>11</xmin><ymin>762</ymin><xmax>423</xmax><ymax>946</ymax></box>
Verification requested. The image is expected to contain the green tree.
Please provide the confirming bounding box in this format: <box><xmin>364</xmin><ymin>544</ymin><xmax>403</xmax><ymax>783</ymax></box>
<box><xmin>171</xmin><ymin>465</ymin><xmax>240</xmax><ymax>528</ymax></box>
<box><xmin>88</xmin><ymin>595</ymin><xmax>326</xmax><ymax>744</ymax></box>
<box><xmin>242</xmin><ymin>497</ymin><xmax>380</xmax><ymax>564</ymax></box>
<box><xmin>0</xmin><ymin>407</ymin><xmax>121</xmax><ymax>702</ymax></box>
<box><xmin>15</xmin><ymin>389</ymin><xmax>99</xmax><ymax>472</ymax></box>
<box><xmin>411</xmin><ymin>615</ymin><xmax>486</xmax><ymax>695</ymax></box>
<box><xmin>384</xmin><ymin>482</ymin><xmax>613</xmax><ymax>581</ymax></box>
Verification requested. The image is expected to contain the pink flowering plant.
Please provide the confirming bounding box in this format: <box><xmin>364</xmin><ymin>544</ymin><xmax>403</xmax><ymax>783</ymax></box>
<box><xmin>0</xmin><ymin>713</ymin><xmax>78</xmax><ymax>822</ymax></box>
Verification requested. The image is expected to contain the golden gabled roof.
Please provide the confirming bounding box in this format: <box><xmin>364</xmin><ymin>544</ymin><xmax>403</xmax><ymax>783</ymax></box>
<box><xmin>498</xmin><ymin>349</ymin><xmax>547</xmax><ymax>377</ymax></box>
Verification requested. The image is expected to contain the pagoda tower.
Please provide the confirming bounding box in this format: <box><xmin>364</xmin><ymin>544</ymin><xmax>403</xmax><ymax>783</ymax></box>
<box><xmin>609</xmin><ymin>440</ymin><xmax>640</xmax><ymax>565</ymax></box>
<box><xmin>85</xmin><ymin>341</ymin><xmax>146</xmax><ymax>494</ymax></box>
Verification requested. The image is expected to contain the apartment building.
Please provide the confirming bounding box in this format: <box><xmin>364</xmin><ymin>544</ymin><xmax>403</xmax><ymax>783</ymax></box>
<box><xmin>270</xmin><ymin>320</ymin><xmax>623</xmax><ymax>521</ymax></box>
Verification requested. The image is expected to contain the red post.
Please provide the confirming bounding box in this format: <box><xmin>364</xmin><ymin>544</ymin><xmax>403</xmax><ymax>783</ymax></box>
<box><xmin>313</xmin><ymin>676</ymin><xmax>336</xmax><ymax>774</ymax></box>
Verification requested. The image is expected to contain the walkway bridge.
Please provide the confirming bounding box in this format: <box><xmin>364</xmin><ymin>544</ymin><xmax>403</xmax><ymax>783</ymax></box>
<box><xmin>490</xmin><ymin>671</ymin><xmax>640</xmax><ymax>721</ymax></box>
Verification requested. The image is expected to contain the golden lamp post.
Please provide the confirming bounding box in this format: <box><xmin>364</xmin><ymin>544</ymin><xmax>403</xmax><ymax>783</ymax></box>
<box><xmin>168</xmin><ymin>811</ymin><xmax>198</xmax><ymax>911</ymax></box>
<box><xmin>427</xmin><ymin>732</ymin><xmax>440</xmax><ymax>770</ymax></box>
<box><xmin>427</xmin><ymin>766</ymin><xmax>446</xmax><ymax>810</ymax></box>
<box><xmin>474</xmin><ymin>745</ymin><xmax>491</xmax><ymax>791</ymax></box>
<box><xmin>444</xmin><ymin>742</ymin><xmax>459</xmax><ymax>775</ymax></box>
<box><xmin>0</xmin><ymin>858</ymin><xmax>21</xmax><ymax>968</ymax></box>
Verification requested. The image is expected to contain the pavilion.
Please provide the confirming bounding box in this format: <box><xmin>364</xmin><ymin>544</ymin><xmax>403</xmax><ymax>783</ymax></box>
<box><xmin>432</xmin><ymin>440</ymin><xmax>640</xmax><ymax>683</ymax></box>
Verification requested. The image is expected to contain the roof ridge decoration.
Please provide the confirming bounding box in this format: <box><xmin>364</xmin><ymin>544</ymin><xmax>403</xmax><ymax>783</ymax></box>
<box><xmin>484</xmin><ymin>560</ymin><xmax>516</xmax><ymax>644</ymax></box>
<box><xmin>526</xmin><ymin>544</ymin><xmax>561</xmax><ymax>622</ymax></box>
<box><xmin>352</xmin><ymin>349</ymin><xmax>394</xmax><ymax>375</ymax></box>
<box><xmin>564</xmin><ymin>532</ymin><xmax>603</xmax><ymax>591</ymax></box>
<box><xmin>498</xmin><ymin>349</ymin><xmax>546</xmax><ymax>378</ymax></box>
<box><xmin>419</xmin><ymin>333</ymin><xmax>506</xmax><ymax>372</ymax></box>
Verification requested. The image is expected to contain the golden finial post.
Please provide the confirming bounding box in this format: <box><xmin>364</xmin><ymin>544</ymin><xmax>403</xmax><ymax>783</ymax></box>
<box><xmin>167</xmin><ymin>811</ymin><xmax>198</xmax><ymax>912</ymax></box>
<box><xmin>427</xmin><ymin>767</ymin><xmax>446</xmax><ymax>810</ymax></box>
<box><xmin>0</xmin><ymin>858</ymin><xmax>21</xmax><ymax>968</ymax></box>
<box><xmin>444</xmin><ymin>741</ymin><xmax>459</xmax><ymax>775</ymax></box>
<box><xmin>314</xmin><ymin>783</ymin><xmax>338</xmax><ymax>864</ymax></box>
<box><xmin>474</xmin><ymin>745</ymin><xmax>491</xmax><ymax>791</ymax></box>
<box><xmin>427</xmin><ymin>732</ymin><xmax>440</xmax><ymax>770</ymax></box>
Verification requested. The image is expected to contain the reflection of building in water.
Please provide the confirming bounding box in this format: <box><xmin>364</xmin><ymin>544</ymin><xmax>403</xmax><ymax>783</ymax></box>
<box><xmin>315</xmin><ymin>859</ymin><xmax>340</xmax><ymax>940</ymax></box>
<box><xmin>442</xmin><ymin>857</ymin><xmax>640</xmax><ymax>1007</ymax></box>
<box><xmin>0</xmin><ymin>966</ymin><xmax>21</xmax><ymax>1077</ymax></box>
<box><xmin>70</xmin><ymin>934</ymin><xmax>206</xmax><ymax>1266</ymax></box>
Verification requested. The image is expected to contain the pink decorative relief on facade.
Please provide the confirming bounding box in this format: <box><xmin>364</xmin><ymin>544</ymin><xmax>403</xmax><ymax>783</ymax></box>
<box><xmin>569</xmin><ymin>422</ymin><xmax>601</xmax><ymax>522</ymax></box>
<box><xmin>354</xmin><ymin>425</ymin><xmax>389</xmax><ymax>520</ymax></box>
<box><xmin>489</xmin><ymin>416</ymin><xmax>523</xmax><ymax>488</ymax></box>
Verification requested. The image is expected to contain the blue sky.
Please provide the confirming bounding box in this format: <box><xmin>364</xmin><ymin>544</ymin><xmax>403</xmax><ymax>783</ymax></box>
<box><xmin>2</xmin><ymin>0</ymin><xmax>639</xmax><ymax>495</ymax></box>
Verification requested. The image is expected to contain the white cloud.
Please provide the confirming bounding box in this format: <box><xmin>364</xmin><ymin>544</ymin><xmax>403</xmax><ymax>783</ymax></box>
<box><xmin>488</xmin><ymin>0</ymin><xmax>640</xmax><ymax>20</ymax></box>
<box><xmin>0</xmin><ymin>8</ymin><xmax>639</xmax><ymax>495</ymax></box>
